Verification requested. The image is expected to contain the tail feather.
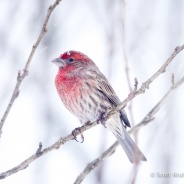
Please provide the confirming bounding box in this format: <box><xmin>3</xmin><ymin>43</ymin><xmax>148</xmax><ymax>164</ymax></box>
<box><xmin>105</xmin><ymin>116</ymin><xmax>146</xmax><ymax>163</ymax></box>
<box><xmin>115</xmin><ymin>131</ymin><xmax>147</xmax><ymax>163</ymax></box>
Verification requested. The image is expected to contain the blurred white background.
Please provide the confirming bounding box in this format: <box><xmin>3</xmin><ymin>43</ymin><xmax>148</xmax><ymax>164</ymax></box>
<box><xmin>0</xmin><ymin>0</ymin><xmax>184</xmax><ymax>184</ymax></box>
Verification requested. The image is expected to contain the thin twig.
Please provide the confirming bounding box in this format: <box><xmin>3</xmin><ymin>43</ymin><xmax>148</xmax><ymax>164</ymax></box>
<box><xmin>0</xmin><ymin>121</ymin><xmax>98</xmax><ymax>180</ymax></box>
<box><xmin>0</xmin><ymin>45</ymin><xmax>183</xmax><ymax>180</ymax></box>
<box><xmin>124</xmin><ymin>45</ymin><xmax>139</xmax><ymax>184</ymax></box>
<box><xmin>106</xmin><ymin>44</ymin><xmax>184</xmax><ymax>120</ymax></box>
<box><xmin>36</xmin><ymin>142</ymin><xmax>43</xmax><ymax>155</ymax></box>
<box><xmin>74</xmin><ymin>75</ymin><xmax>184</xmax><ymax>184</ymax></box>
<box><xmin>0</xmin><ymin>0</ymin><xmax>62</xmax><ymax>137</ymax></box>
<box><xmin>74</xmin><ymin>141</ymin><xmax>119</xmax><ymax>184</ymax></box>
<box><xmin>121</xmin><ymin>0</ymin><xmax>140</xmax><ymax>181</ymax></box>
<box><xmin>171</xmin><ymin>73</ymin><xmax>175</xmax><ymax>87</ymax></box>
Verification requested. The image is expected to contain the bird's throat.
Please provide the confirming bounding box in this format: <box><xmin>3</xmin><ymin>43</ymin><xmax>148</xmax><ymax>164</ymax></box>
<box><xmin>55</xmin><ymin>73</ymin><xmax>82</xmax><ymax>97</ymax></box>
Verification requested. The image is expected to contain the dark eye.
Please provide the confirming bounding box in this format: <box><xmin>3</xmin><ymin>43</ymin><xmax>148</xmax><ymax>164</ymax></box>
<box><xmin>68</xmin><ymin>58</ymin><xmax>74</xmax><ymax>62</ymax></box>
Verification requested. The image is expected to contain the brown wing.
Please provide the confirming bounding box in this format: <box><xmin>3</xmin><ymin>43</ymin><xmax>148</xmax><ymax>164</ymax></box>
<box><xmin>87</xmin><ymin>70</ymin><xmax>131</xmax><ymax>128</ymax></box>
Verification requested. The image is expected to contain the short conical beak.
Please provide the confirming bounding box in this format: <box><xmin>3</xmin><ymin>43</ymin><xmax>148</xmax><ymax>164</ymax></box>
<box><xmin>51</xmin><ymin>58</ymin><xmax>66</xmax><ymax>68</ymax></box>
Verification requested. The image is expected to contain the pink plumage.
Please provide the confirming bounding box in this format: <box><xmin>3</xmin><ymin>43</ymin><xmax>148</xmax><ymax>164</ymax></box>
<box><xmin>52</xmin><ymin>50</ymin><xmax>146</xmax><ymax>163</ymax></box>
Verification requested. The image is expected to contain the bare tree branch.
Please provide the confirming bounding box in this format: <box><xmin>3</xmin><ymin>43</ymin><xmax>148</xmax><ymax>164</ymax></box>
<box><xmin>121</xmin><ymin>0</ymin><xmax>140</xmax><ymax>180</ymax></box>
<box><xmin>0</xmin><ymin>0</ymin><xmax>62</xmax><ymax>137</ymax></box>
<box><xmin>74</xmin><ymin>142</ymin><xmax>119</xmax><ymax>184</ymax></box>
<box><xmin>0</xmin><ymin>122</ymin><xmax>98</xmax><ymax>180</ymax></box>
<box><xmin>74</xmin><ymin>75</ymin><xmax>184</xmax><ymax>184</ymax></box>
<box><xmin>0</xmin><ymin>45</ymin><xmax>183</xmax><ymax>180</ymax></box>
<box><xmin>106</xmin><ymin>44</ymin><xmax>184</xmax><ymax>120</ymax></box>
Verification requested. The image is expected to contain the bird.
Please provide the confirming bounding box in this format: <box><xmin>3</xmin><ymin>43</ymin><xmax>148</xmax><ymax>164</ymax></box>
<box><xmin>51</xmin><ymin>50</ymin><xmax>146</xmax><ymax>163</ymax></box>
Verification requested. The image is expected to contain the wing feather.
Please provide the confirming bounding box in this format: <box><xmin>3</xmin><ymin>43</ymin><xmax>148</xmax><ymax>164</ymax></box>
<box><xmin>86</xmin><ymin>70</ymin><xmax>131</xmax><ymax>127</ymax></box>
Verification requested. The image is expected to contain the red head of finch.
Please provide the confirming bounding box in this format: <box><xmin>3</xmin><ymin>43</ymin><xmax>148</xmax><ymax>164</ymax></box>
<box><xmin>51</xmin><ymin>51</ymin><xmax>146</xmax><ymax>163</ymax></box>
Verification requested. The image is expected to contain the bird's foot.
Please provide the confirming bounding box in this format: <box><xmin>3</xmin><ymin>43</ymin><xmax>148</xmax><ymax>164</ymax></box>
<box><xmin>72</xmin><ymin>127</ymin><xmax>84</xmax><ymax>143</ymax></box>
<box><xmin>98</xmin><ymin>112</ymin><xmax>107</xmax><ymax>128</ymax></box>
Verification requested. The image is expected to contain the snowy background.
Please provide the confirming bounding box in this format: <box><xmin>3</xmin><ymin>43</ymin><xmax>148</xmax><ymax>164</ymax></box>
<box><xmin>0</xmin><ymin>0</ymin><xmax>184</xmax><ymax>184</ymax></box>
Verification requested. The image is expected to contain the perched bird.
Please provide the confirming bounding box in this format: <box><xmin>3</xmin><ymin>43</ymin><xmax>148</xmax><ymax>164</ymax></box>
<box><xmin>51</xmin><ymin>51</ymin><xmax>146</xmax><ymax>163</ymax></box>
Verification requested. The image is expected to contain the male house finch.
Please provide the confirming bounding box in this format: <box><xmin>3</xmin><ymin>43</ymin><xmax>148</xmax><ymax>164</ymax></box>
<box><xmin>52</xmin><ymin>51</ymin><xmax>146</xmax><ymax>163</ymax></box>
